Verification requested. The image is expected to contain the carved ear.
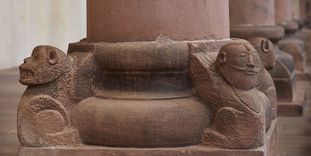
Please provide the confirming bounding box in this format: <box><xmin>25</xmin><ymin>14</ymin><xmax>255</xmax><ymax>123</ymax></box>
<box><xmin>48</xmin><ymin>51</ymin><xmax>58</xmax><ymax>65</ymax></box>
<box><xmin>217</xmin><ymin>51</ymin><xmax>226</xmax><ymax>64</ymax></box>
<box><xmin>261</xmin><ymin>39</ymin><xmax>270</xmax><ymax>53</ymax></box>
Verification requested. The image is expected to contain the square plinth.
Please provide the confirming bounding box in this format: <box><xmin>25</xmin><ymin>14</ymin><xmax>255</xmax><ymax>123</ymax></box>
<box><xmin>277</xmin><ymin>81</ymin><xmax>309</xmax><ymax>117</ymax></box>
<box><xmin>18</xmin><ymin>120</ymin><xmax>277</xmax><ymax>156</ymax></box>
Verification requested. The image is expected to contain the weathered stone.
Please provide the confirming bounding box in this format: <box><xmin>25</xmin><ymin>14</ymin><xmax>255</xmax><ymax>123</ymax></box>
<box><xmin>17</xmin><ymin>39</ymin><xmax>278</xmax><ymax>152</ymax></box>
<box><xmin>230</xmin><ymin>26</ymin><xmax>285</xmax><ymax>42</ymax></box>
<box><xmin>275</xmin><ymin>0</ymin><xmax>299</xmax><ymax>32</ymax></box>
<box><xmin>230</xmin><ymin>0</ymin><xmax>275</xmax><ymax>26</ymax></box>
<box><xmin>293</xmin><ymin>0</ymin><xmax>306</xmax><ymax>25</ymax></box>
<box><xmin>17</xmin><ymin>0</ymin><xmax>279</xmax><ymax>155</ymax></box>
<box><xmin>277</xmin><ymin>81</ymin><xmax>308</xmax><ymax>116</ymax></box>
<box><xmin>17</xmin><ymin>46</ymin><xmax>97</xmax><ymax>146</ymax></box>
<box><xmin>75</xmin><ymin>97</ymin><xmax>209</xmax><ymax>147</ymax></box>
<box><xmin>269</xmin><ymin>47</ymin><xmax>295</xmax><ymax>102</ymax></box>
<box><xmin>248</xmin><ymin>37</ymin><xmax>277</xmax><ymax>124</ymax></box>
<box><xmin>278</xmin><ymin>38</ymin><xmax>305</xmax><ymax>72</ymax></box>
<box><xmin>18</xmin><ymin>119</ymin><xmax>277</xmax><ymax>156</ymax></box>
<box><xmin>190</xmin><ymin>41</ymin><xmax>274</xmax><ymax>149</ymax></box>
<box><xmin>300</xmin><ymin>0</ymin><xmax>307</xmax><ymax>23</ymax></box>
<box><xmin>229</xmin><ymin>0</ymin><xmax>284</xmax><ymax>41</ymax></box>
<box><xmin>229</xmin><ymin>0</ymin><xmax>308</xmax><ymax>118</ymax></box>
<box><xmin>295</xmin><ymin>28</ymin><xmax>311</xmax><ymax>66</ymax></box>
<box><xmin>87</xmin><ymin>0</ymin><xmax>229</xmax><ymax>42</ymax></box>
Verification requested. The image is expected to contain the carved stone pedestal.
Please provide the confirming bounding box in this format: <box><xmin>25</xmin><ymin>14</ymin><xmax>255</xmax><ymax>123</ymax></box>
<box><xmin>276</xmin><ymin>0</ymin><xmax>310</xmax><ymax>74</ymax></box>
<box><xmin>17</xmin><ymin>0</ymin><xmax>277</xmax><ymax>155</ymax></box>
<box><xmin>296</xmin><ymin>28</ymin><xmax>311</xmax><ymax>68</ymax></box>
<box><xmin>275</xmin><ymin>0</ymin><xmax>310</xmax><ymax>80</ymax></box>
<box><xmin>228</xmin><ymin>0</ymin><xmax>306</xmax><ymax>117</ymax></box>
<box><xmin>18</xmin><ymin>120</ymin><xmax>277</xmax><ymax>156</ymax></box>
<box><xmin>277</xmin><ymin>37</ymin><xmax>311</xmax><ymax>81</ymax></box>
<box><xmin>295</xmin><ymin>29</ymin><xmax>311</xmax><ymax>82</ymax></box>
<box><xmin>269</xmin><ymin>48</ymin><xmax>295</xmax><ymax>103</ymax></box>
<box><xmin>274</xmin><ymin>0</ymin><xmax>309</xmax><ymax>116</ymax></box>
<box><xmin>278</xmin><ymin>38</ymin><xmax>305</xmax><ymax>73</ymax></box>
<box><xmin>275</xmin><ymin>0</ymin><xmax>299</xmax><ymax>32</ymax></box>
<box><xmin>17</xmin><ymin>39</ymin><xmax>278</xmax><ymax>155</ymax></box>
<box><xmin>275</xmin><ymin>0</ymin><xmax>310</xmax><ymax>116</ymax></box>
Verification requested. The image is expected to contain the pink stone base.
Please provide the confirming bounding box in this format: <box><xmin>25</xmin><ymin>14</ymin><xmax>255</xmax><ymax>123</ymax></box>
<box><xmin>18</xmin><ymin>120</ymin><xmax>277</xmax><ymax>156</ymax></box>
<box><xmin>277</xmin><ymin>81</ymin><xmax>309</xmax><ymax>117</ymax></box>
<box><xmin>67</xmin><ymin>39</ymin><xmax>231</xmax><ymax>55</ymax></box>
<box><xmin>230</xmin><ymin>25</ymin><xmax>284</xmax><ymax>41</ymax></box>
<box><xmin>278</xmin><ymin>21</ymin><xmax>299</xmax><ymax>32</ymax></box>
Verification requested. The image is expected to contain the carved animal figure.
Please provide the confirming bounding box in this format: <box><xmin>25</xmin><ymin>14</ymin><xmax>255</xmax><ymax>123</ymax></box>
<box><xmin>295</xmin><ymin>28</ymin><xmax>311</xmax><ymax>63</ymax></box>
<box><xmin>18</xmin><ymin>45</ymin><xmax>96</xmax><ymax>146</ymax></box>
<box><xmin>278</xmin><ymin>38</ymin><xmax>305</xmax><ymax>72</ymax></box>
<box><xmin>190</xmin><ymin>41</ymin><xmax>268</xmax><ymax>149</ymax></box>
<box><xmin>248</xmin><ymin>37</ymin><xmax>277</xmax><ymax>130</ymax></box>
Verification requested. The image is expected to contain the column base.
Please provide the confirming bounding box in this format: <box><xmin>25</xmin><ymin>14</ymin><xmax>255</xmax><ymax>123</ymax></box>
<box><xmin>277</xmin><ymin>81</ymin><xmax>309</xmax><ymax>117</ymax></box>
<box><xmin>230</xmin><ymin>25</ymin><xmax>284</xmax><ymax>41</ymax></box>
<box><xmin>18</xmin><ymin>120</ymin><xmax>277</xmax><ymax>156</ymax></box>
<box><xmin>277</xmin><ymin>21</ymin><xmax>299</xmax><ymax>33</ymax></box>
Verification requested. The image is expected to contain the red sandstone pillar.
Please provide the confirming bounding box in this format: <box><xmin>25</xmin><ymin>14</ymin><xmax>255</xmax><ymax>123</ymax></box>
<box><xmin>293</xmin><ymin>0</ymin><xmax>301</xmax><ymax>22</ymax></box>
<box><xmin>300</xmin><ymin>0</ymin><xmax>306</xmax><ymax>22</ymax></box>
<box><xmin>294</xmin><ymin>0</ymin><xmax>311</xmax><ymax>75</ymax></box>
<box><xmin>230</xmin><ymin>0</ymin><xmax>284</xmax><ymax>41</ymax></box>
<box><xmin>87</xmin><ymin>0</ymin><xmax>229</xmax><ymax>42</ymax></box>
<box><xmin>275</xmin><ymin>0</ymin><xmax>299</xmax><ymax>31</ymax></box>
<box><xmin>292</xmin><ymin>0</ymin><xmax>306</xmax><ymax>24</ymax></box>
<box><xmin>229</xmin><ymin>0</ymin><xmax>307</xmax><ymax>117</ymax></box>
<box><xmin>306</xmin><ymin>0</ymin><xmax>311</xmax><ymax>25</ymax></box>
<box><xmin>77</xmin><ymin>0</ymin><xmax>231</xmax><ymax>147</ymax></box>
<box><xmin>18</xmin><ymin>0</ymin><xmax>278</xmax><ymax>155</ymax></box>
<box><xmin>275</xmin><ymin>0</ymin><xmax>306</xmax><ymax>74</ymax></box>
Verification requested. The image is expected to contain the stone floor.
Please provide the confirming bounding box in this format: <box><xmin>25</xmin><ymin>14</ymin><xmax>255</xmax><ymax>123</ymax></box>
<box><xmin>0</xmin><ymin>68</ymin><xmax>25</xmax><ymax>156</ymax></box>
<box><xmin>0</xmin><ymin>68</ymin><xmax>311</xmax><ymax>156</ymax></box>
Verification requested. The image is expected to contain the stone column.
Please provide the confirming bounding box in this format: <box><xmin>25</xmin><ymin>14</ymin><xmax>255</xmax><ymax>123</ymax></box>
<box><xmin>306</xmin><ymin>0</ymin><xmax>311</xmax><ymax>25</ymax></box>
<box><xmin>293</xmin><ymin>0</ymin><xmax>301</xmax><ymax>22</ymax></box>
<box><xmin>292</xmin><ymin>0</ymin><xmax>306</xmax><ymax>24</ymax></box>
<box><xmin>18</xmin><ymin>0</ymin><xmax>277</xmax><ymax>155</ymax></box>
<box><xmin>87</xmin><ymin>0</ymin><xmax>229</xmax><ymax>42</ymax></box>
<box><xmin>300</xmin><ymin>0</ymin><xmax>307</xmax><ymax>22</ymax></box>
<box><xmin>76</xmin><ymin>0</ymin><xmax>231</xmax><ymax>149</ymax></box>
<box><xmin>275</xmin><ymin>0</ymin><xmax>306</xmax><ymax>74</ymax></box>
<box><xmin>231</xmin><ymin>0</ymin><xmax>309</xmax><ymax>116</ymax></box>
<box><xmin>229</xmin><ymin>0</ymin><xmax>299</xmax><ymax>114</ymax></box>
<box><xmin>295</xmin><ymin>0</ymin><xmax>311</xmax><ymax>67</ymax></box>
<box><xmin>275</xmin><ymin>0</ymin><xmax>299</xmax><ymax>31</ymax></box>
<box><xmin>230</xmin><ymin>0</ymin><xmax>284</xmax><ymax>41</ymax></box>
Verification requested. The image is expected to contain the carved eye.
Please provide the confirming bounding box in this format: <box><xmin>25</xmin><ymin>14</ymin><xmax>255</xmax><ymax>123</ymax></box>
<box><xmin>48</xmin><ymin>51</ymin><xmax>58</xmax><ymax>65</ymax></box>
<box><xmin>49</xmin><ymin>51</ymin><xmax>57</xmax><ymax>60</ymax></box>
<box><xmin>31</xmin><ymin>52</ymin><xmax>39</xmax><ymax>60</ymax></box>
<box><xmin>218</xmin><ymin>51</ymin><xmax>226</xmax><ymax>63</ymax></box>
